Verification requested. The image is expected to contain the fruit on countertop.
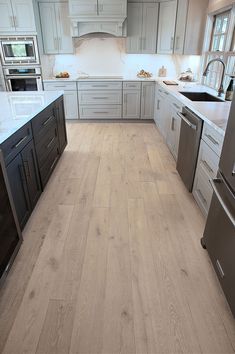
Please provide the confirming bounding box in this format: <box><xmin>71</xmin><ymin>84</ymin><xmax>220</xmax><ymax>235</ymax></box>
<box><xmin>137</xmin><ymin>69</ymin><xmax>152</xmax><ymax>78</ymax></box>
<box><xmin>55</xmin><ymin>71</ymin><xmax>70</xmax><ymax>78</ymax></box>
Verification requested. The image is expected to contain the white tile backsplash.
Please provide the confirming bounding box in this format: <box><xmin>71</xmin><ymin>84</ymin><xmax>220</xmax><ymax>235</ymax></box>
<box><xmin>41</xmin><ymin>38</ymin><xmax>202</xmax><ymax>80</ymax></box>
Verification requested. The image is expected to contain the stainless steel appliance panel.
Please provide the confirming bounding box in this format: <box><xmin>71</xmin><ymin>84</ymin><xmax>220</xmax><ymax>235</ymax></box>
<box><xmin>203</xmin><ymin>173</ymin><xmax>235</xmax><ymax>316</ymax></box>
<box><xmin>176</xmin><ymin>107</ymin><xmax>203</xmax><ymax>191</ymax></box>
<box><xmin>219</xmin><ymin>96</ymin><xmax>235</xmax><ymax>192</ymax></box>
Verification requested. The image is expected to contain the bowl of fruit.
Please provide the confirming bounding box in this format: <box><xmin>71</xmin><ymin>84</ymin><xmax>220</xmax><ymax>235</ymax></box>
<box><xmin>137</xmin><ymin>70</ymin><xmax>152</xmax><ymax>79</ymax></box>
<box><xmin>55</xmin><ymin>71</ymin><xmax>70</xmax><ymax>79</ymax></box>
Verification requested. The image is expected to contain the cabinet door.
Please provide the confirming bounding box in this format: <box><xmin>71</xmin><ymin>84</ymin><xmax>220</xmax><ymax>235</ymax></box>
<box><xmin>157</xmin><ymin>0</ymin><xmax>177</xmax><ymax>54</ymax></box>
<box><xmin>0</xmin><ymin>0</ymin><xmax>15</xmax><ymax>32</ymax></box>
<box><xmin>55</xmin><ymin>2</ymin><xmax>73</xmax><ymax>54</ymax></box>
<box><xmin>69</xmin><ymin>0</ymin><xmax>97</xmax><ymax>16</ymax></box>
<box><xmin>141</xmin><ymin>3</ymin><xmax>158</xmax><ymax>54</ymax></box>
<box><xmin>126</xmin><ymin>3</ymin><xmax>142</xmax><ymax>54</ymax></box>
<box><xmin>174</xmin><ymin>0</ymin><xmax>188</xmax><ymax>54</ymax></box>
<box><xmin>11</xmin><ymin>0</ymin><xmax>36</xmax><ymax>32</ymax></box>
<box><xmin>6</xmin><ymin>153</ymin><xmax>31</xmax><ymax>230</ymax></box>
<box><xmin>21</xmin><ymin>140</ymin><xmax>41</xmax><ymax>210</ymax></box>
<box><xmin>123</xmin><ymin>90</ymin><xmax>141</xmax><ymax>119</ymax></box>
<box><xmin>63</xmin><ymin>91</ymin><xmax>79</xmax><ymax>120</ymax></box>
<box><xmin>98</xmin><ymin>0</ymin><xmax>127</xmax><ymax>17</ymax></box>
<box><xmin>141</xmin><ymin>82</ymin><xmax>155</xmax><ymax>120</ymax></box>
<box><xmin>39</xmin><ymin>2</ymin><xmax>58</xmax><ymax>54</ymax></box>
<box><xmin>55</xmin><ymin>98</ymin><xmax>67</xmax><ymax>153</ymax></box>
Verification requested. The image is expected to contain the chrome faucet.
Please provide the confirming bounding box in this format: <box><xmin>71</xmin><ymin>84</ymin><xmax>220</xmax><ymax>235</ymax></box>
<box><xmin>203</xmin><ymin>58</ymin><xmax>226</xmax><ymax>97</ymax></box>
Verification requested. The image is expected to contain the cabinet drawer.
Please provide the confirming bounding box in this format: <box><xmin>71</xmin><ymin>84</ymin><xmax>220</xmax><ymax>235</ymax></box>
<box><xmin>79</xmin><ymin>105</ymin><xmax>122</xmax><ymax>119</ymax></box>
<box><xmin>193</xmin><ymin>168</ymin><xmax>213</xmax><ymax>216</ymax></box>
<box><xmin>1</xmin><ymin>123</ymin><xmax>32</xmax><ymax>165</ymax></box>
<box><xmin>78</xmin><ymin>90</ymin><xmax>122</xmax><ymax>105</ymax></box>
<box><xmin>77</xmin><ymin>81</ymin><xmax>122</xmax><ymax>91</ymax></box>
<box><xmin>202</xmin><ymin>123</ymin><xmax>224</xmax><ymax>156</ymax></box>
<box><xmin>198</xmin><ymin>140</ymin><xmax>219</xmax><ymax>179</ymax></box>
<box><xmin>35</xmin><ymin>124</ymin><xmax>59</xmax><ymax>168</ymax></box>
<box><xmin>123</xmin><ymin>82</ymin><xmax>141</xmax><ymax>90</ymax></box>
<box><xmin>43</xmin><ymin>81</ymin><xmax>77</xmax><ymax>91</ymax></box>
<box><xmin>157</xmin><ymin>86</ymin><xmax>169</xmax><ymax>98</ymax></box>
<box><xmin>39</xmin><ymin>144</ymin><xmax>60</xmax><ymax>188</ymax></box>
<box><xmin>32</xmin><ymin>105</ymin><xmax>57</xmax><ymax>144</ymax></box>
<box><xmin>170</xmin><ymin>96</ymin><xmax>184</xmax><ymax>113</ymax></box>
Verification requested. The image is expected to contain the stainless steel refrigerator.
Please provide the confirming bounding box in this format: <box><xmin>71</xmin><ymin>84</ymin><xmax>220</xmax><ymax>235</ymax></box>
<box><xmin>202</xmin><ymin>95</ymin><xmax>235</xmax><ymax>317</ymax></box>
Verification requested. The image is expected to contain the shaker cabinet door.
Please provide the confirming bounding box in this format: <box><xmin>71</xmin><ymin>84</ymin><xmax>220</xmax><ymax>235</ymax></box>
<box><xmin>11</xmin><ymin>0</ymin><xmax>36</xmax><ymax>32</ymax></box>
<box><xmin>126</xmin><ymin>2</ymin><xmax>142</xmax><ymax>54</ymax></box>
<box><xmin>55</xmin><ymin>2</ymin><xmax>73</xmax><ymax>54</ymax></box>
<box><xmin>69</xmin><ymin>0</ymin><xmax>97</xmax><ymax>16</ymax></box>
<box><xmin>63</xmin><ymin>91</ymin><xmax>79</xmax><ymax>120</ymax></box>
<box><xmin>174</xmin><ymin>0</ymin><xmax>188</xmax><ymax>54</ymax></box>
<box><xmin>157</xmin><ymin>0</ymin><xmax>177</xmax><ymax>54</ymax></box>
<box><xmin>141</xmin><ymin>3</ymin><xmax>158</xmax><ymax>54</ymax></box>
<box><xmin>6</xmin><ymin>154</ymin><xmax>31</xmax><ymax>230</ymax></box>
<box><xmin>0</xmin><ymin>0</ymin><xmax>15</xmax><ymax>32</ymax></box>
<box><xmin>20</xmin><ymin>140</ymin><xmax>41</xmax><ymax>210</ymax></box>
<box><xmin>123</xmin><ymin>90</ymin><xmax>141</xmax><ymax>119</ymax></box>
<box><xmin>39</xmin><ymin>2</ymin><xmax>58</xmax><ymax>54</ymax></box>
<box><xmin>141</xmin><ymin>83</ymin><xmax>155</xmax><ymax>120</ymax></box>
<box><xmin>98</xmin><ymin>0</ymin><xmax>127</xmax><ymax>17</ymax></box>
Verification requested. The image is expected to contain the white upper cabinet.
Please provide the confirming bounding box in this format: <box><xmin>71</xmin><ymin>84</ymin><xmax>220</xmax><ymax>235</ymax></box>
<box><xmin>69</xmin><ymin>0</ymin><xmax>127</xmax><ymax>18</ymax></box>
<box><xmin>98</xmin><ymin>0</ymin><xmax>127</xmax><ymax>17</ymax></box>
<box><xmin>0</xmin><ymin>0</ymin><xmax>36</xmax><ymax>33</ymax></box>
<box><xmin>157</xmin><ymin>0</ymin><xmax>177</xmax><ymax>54</ymax></box>
<box><xmin>39</xmin><ymin>2</ymin><xmax>73</xmax><ymax>54</ymax></box>
<box><xmin>69</xmin><ymin>0</ymin><xmax>97</xmax><ymax>16</ymax></box>
<box><xmin>126</xmin><ymin>2</ymin><xmax>159</xmax><ymax>54</ymax></box>
<box><xmin>174</xmin><ymin>0</ymin><xmax>188</xmax><ymax>54</ymax></box>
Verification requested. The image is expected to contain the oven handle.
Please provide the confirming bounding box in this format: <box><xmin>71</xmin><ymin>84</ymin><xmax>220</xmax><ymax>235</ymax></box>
<box><xmin>5</xmin><ymin>75</ymin><xmax>41</xmax><ymax>79</ymax></box>
<box><xmin>210</xmin><ymin>178</ymin><xmax>235</xmax><ymax>228</ymax></box>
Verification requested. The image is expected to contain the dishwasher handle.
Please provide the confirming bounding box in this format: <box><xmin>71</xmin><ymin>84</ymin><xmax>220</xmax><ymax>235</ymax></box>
<box><xmin>177</xmin><ymin>112</ymin><xmax>197</xmax><ymax>131</ymax></box>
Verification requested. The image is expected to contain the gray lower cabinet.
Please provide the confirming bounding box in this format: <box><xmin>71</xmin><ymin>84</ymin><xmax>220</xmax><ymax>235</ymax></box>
<box><xmin>6</xmin><ymin>140</ymin><xmax>41</xmax><ymax>229</ymax></box>
<box><xmin>123</xmin><ymin>89</ymin><xmax>141</xmax><ymax>119</ymax></box>
<box><xmin>126</xmin><ymin>2</ymin><xmax>159</xmax><ymax>54</ymax></box>
<box><xmin>141</xmin><ymin>82</ymin><xmax>155</xmax><ymax>119</ymax></box>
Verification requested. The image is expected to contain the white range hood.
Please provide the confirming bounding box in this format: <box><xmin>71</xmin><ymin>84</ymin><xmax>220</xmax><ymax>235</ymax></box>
<box><xmin>69</xmin><ymin>0</ymin><xmax>127</xmax><ymax>37</ymax></box>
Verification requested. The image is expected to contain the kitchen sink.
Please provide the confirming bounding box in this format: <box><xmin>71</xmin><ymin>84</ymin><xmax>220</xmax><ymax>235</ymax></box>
<box><xmin>179</xmin><ymin>91</ymin><xmax>224</xmax><ymax>102</ymax></box>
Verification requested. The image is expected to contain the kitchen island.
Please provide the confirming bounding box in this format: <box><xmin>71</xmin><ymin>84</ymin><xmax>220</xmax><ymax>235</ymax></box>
<box><xmin>0</xmin><ymin>91</ymin><xmax>67</xmax><ymax>230</ymax></box>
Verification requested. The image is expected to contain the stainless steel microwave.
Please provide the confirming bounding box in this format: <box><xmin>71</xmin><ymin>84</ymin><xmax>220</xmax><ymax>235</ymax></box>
<box><xmin>0</xmin><ymin>36</ymin><xmax>40</xmax><ymax>66</ymax></box>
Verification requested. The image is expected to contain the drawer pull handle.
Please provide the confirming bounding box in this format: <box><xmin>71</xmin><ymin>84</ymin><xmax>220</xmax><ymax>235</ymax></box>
<box><xmin>157</xmin><ymin>99</ymin><xmax>160</xmax><ymax>110</ymax></box>
<box><xmin>50</xmin><ymin>155</ymin><xmax>59</xmax><ymax>171</ymax></box>
<box><xmin>14</xmin><ymin>135</ymin><xmax>28</xmax><ymax>149</ymax></box>
<box><xmin>202</xmin><ymin>160</ymin><xmax>214</xmax><ymax>174</ymax></box>
<box><xmin>232</xmin><ymin>164</ymin><xmax>235</xmax><ymax>176</ymax></box>
<box><xmin>94</xmin><ymin>112</ymin><xmax>108</xmax><ymax>114</ymax></box>
<box><xmin>173</xmin><ymin>103</ymin><xmax>181</xmax><ymax>110</ymax></box>
<box><xmin>93</xmin><ymin>97</ymin><xmax>109</xmax><ymax>99</ymax></box>
<box><xmin>216</xmin><ymin>260</ymin><xmax>225</xmax><ymax>278</ymax></box>
<box><xmin>197</xmin><ymin>189</ymin><xmax>207</xmax><ymax>205</ymax></box>
<box><xmin>205</xmin><ymin>134</ymin><xmax>219</xmax><ymax>146</ymax></box>
<box><xmin>164</xmin><ymin>91</ymin><xmax>169</xmax><ymax>95</ymax></box>
<box><xmin>92</xmin><ymin>85</ymin><xmax>108</xmax><ymax>88</ymax></box>
<box><xmin>43</xmin><ymin>115</ymin><xmax>54</xmax><ymax>127</ymax></box>
<box><xmin>47</xmin><ymin>136</ymin><xmax>56</xmax><ymax>149</ymax></box>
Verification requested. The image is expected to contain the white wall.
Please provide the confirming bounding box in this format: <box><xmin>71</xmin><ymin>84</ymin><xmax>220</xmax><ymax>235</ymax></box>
<box><xmin>41</xmin><ymin>38</ymin><xmax>201</xmax><ymax>80</ymax></box>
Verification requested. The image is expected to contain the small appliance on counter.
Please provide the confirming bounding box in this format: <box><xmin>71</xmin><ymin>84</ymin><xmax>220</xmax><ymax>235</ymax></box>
<box><xmin>202</xmin><ymin>94</ymin><xmax>235</xmax><ymax>317</ymax></box>
<box><xmin>0</xmin><ymin>151</ymin><xmax>22</xmax><ymax>286</ymax></box>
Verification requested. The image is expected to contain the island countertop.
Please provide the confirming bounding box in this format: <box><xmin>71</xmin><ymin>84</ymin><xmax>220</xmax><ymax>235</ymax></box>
<box><xmin>0</xmin><ymin>91</ymin><xmax>63</xmax><ymax>145</ymax></box>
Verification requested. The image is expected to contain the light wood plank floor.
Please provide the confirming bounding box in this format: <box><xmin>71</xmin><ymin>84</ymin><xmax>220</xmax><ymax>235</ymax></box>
<box><xmin>0</xmin><ymin>122</ymin><xmax>235</xmax><ymax>354</ymax></box>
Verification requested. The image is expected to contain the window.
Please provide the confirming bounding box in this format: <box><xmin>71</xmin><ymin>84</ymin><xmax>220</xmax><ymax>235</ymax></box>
<box><xmin>210</xmin><ymin>11</ymin><xmax>230</xmax><ymax>51</ymax></box>
<box><xmin>203</xmin><ymin>7</ymin><xmax>235</xmax><ymax>91</ymax></box>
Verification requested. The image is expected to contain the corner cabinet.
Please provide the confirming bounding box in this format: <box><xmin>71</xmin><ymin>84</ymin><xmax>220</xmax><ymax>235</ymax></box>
<box><xmin>141</xmin><ymin>82</ymin><xmax>155</xmax><ymax>120</ymax></box>
<box><xmin>39</xmin><ymin>2</ymin><xmax>73</xmax><ymax>55</ymax></box>
<box><xmin>126</xmin><ymin>2</ymin><xmax>159</xmax><ymax>54</ymax></box>
<box><xmin>157</xmin><ymin>0</ymin><xmax>177</xmax><ymax>54</ymax></box>
<box><xmin>0</xmin><ymin>0</ymin><xmax>36</xmax><ymax>33</ymax></box>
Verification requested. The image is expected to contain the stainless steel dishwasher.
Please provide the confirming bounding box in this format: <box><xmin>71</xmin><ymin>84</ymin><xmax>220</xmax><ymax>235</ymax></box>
<box><xmin>176</xmin><ymin>107</ymin><xmax>203</xmax><ymax>192</ymax></box>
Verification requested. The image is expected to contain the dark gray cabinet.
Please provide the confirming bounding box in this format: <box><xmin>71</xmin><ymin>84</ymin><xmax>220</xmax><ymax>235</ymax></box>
<box><xmin>56</xmin><ymin>97</ymin><xmax>67</xmax><ymax>153</ymax></box>
<box><xmin>6</xmin><ymin>139</ymin><xmax>41</xmax><ymax>230</ymax></box>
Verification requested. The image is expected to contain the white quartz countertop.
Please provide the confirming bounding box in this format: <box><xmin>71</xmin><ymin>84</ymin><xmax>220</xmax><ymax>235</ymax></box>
<box><xmin>43</xmin><ymin>76</ymin><xmax>156</xmax><ymax>82</ymax></box>
<box><xmin>157</xmin><ymin>81</ymin><xmax>231</xmax><ymax>136</ymax></box>
<box><xmin>0</xmin><ymin>91</ymin><xmax>63</xmax><ymax>145</ymax></box>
